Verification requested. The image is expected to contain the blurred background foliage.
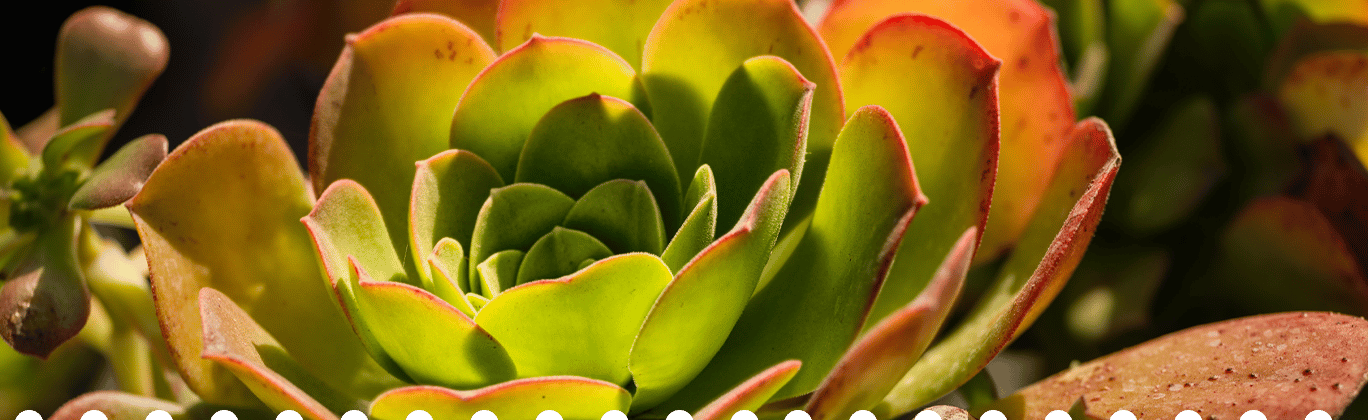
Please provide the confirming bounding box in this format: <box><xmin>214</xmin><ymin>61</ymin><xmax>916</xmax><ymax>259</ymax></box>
<box><xmin>5</xmin><ymin>0</ymin><xmax>1368</xmax><ymax>417</ymax></box>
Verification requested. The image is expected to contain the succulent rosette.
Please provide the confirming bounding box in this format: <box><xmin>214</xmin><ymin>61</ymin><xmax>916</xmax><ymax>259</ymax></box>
<box><xmin>115</xmin><ymin>0</ymin><xmax>1123</xmax><ymax>419</ymax></box>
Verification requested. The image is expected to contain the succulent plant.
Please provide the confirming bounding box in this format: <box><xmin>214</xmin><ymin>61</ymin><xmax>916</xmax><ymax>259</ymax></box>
<box><xmin>100</xmin><ymin>0</ymin><xmax>1127</xmax><ymax>418</ymax></box>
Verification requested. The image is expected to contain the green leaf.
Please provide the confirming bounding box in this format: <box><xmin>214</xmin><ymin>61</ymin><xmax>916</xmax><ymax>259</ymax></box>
<box><xmin>198</xmin><ymin>289</ymin><xmax>353</xmax><ymax>419</ymax></box>
<box><xmin>391</xmin><ymin>0</ymin><xmax>500</xmax><ymax>47</ymax></box>
<box><xmin>693</xmin><ymin>360</ymin><xmax>802</xmax><ymax>420</ymax></box>
<box><xmin>0</xmin><ymin>217</ymin><xmax>89</xmax><ymax>359</ymax></box>
<box><xmin>495</xmin><ymin>0</ymin><xmax>674</xmax><ymax>67</ymax></box>
<box><xmin>879</xmin><ymin>118</ymin><xmax>1121</xmax><ymax>417</ymax></box>
<box><xmin>1278</xmin><ymin>51</ymin><xmax>1368</xmax><ymax>163</ymax></box>
<box><xmin>50</xmin><ymin>392</ymin><xmax>184</xmax><ymax>420</ymax></box>
<box><xmin>681</xmin><ymin>105</ymin><xmax>927</xmax><ymax>405</ymax></box>
<box><xmin>129</xmin><ymin>120</ymin><xmax>399</xmax><ymax>405</ymax></box>
<box><xmin>517</xmin><ymin>227</ymin><xmax>614</xmax><ymax>285</ymax></box>
<box><xmin>476</xmin><ymin>253</ymin><xmax>672</xmax><ymax>386</ymax></box>
<box><xmin>475</xmin><ymin>250</ymin><xmax>524</xmax><ymax>298</ymax></box>
<box><xmin>42</xmin><ymin>109</ymin><xmax>116</xmax><ymax>172</ymax></box>
<box><xmin>68</xmin><ymin>134</ymin><xmax>167</xmax><ymax>210</ymax></box>
<box><xmin>451</xmin><ymin>36</ymin><xmax>646</xmax><ymax>181</ymax></box>
<box><xmin>311</xmin><ymin>14</ymin><xmax>496</xmax><ymax>252</ymax></box>
<box><xmin>425</xmin><ymin>237</ymin><xmax>475</xmax><ymax>314</ymax></box>
<box><xmin>630</xmin><ymin>171</ymin><xmax>793</xmax><ymax>412</ymax></box>
<box><xmin>990</xmin><ymin>313</ymin><xmax>1368</xmax><ymax>419</ymax></box>
<box><xmin>1110</xmin><ymin>96</ymin><xmax>1226</xmax><ymax>236</ymax></box>
<box><xmin>409</xmin><ymin>150</ymin><xmax>504</xmax><ymax>287</ymax></box>
<box><xmin>467</xmin><ymin>183</ymin><xmax>575</xmax><ymax>283</ymax></box>
<box><xmin>516</xmin><ymin>94</ymin><xmax>682</xmax><ymax>228</ymax></box>
<box><xmin>563</xmin><ymin>179</ymin><xmax>667</xmax><ymax>255</ymax></box>
<box><xmin>838</xmin><ymin>15</ymin><xmax>1000</xmax><ymax>333</ymax></box>
<box><xmin>0</xmin><ymin>111</ymin><xmax>32</xmax><ymax>183</ymax></box>
<box><xmin>817</xmin><ymin>1</ymin><xmax>1079</xmax><ymax>263</ymax></box>
<box><xmin>55</xmin><ymin>6</ymin><xmax>168</xmax><ymax>165</ymax></box>
<box><xmin>804</xmin><ymin>228</ymin><xmax>976</xmax><ymax>420</ymax></box>
<box><xmin>350</xmin><ymin>273</ymin><xmax>515</xmax><ymax>389</ymax></box>
<box><xmin>661</xmin><ymin>165</ymin><xmax>718</xmax><ymax>272</ymax></box>
<box><xmin>1098</xmin><ymin>0</ymin><xmax>1184</xmax><ymax>130</ymax></box>
<box><xmin>369</xmin><ymin>378</ymin><xmax>631</xmax><ymax>420</ymax></box>
<box><xmin>642</xmin><ymin>0</ymin><xmax>843</xmax><ymax>205</ymax></box>
<box><xmin>1259</xmin><ymin>0</ymin><xmax>1368</xmax><ymax>35</ymax></box>
<box><xmin>699</xmin><ymin>56</ymin><xmax>813</xmax><ymax>229</ymax></box>
<box><xmin>302</xmin><ymin>180</ymin><xmax>410</xmax><ymax>288</ymax></box>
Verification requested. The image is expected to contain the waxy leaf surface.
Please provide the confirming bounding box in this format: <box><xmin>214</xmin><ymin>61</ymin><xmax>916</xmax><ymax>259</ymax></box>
<box><xmin>643</xmin><ymin>0</ymin><xmax>843</xmax><ymax>201</ymax></box>
<box><xmin>303</xmin><ymin>180</ymin><xmax>409</xmax><ymax>289</ymax></box>
<box><xmin>370</xmin><ymin>377</ymin><xmax>631</xmax><ymax>420</ymax></box>
<box><xmin>476</xmin><ymin>250</ymin><xmax>524</xmax><ymax>297</ymax></box>
<box><xmin>0</xmin><ymin>218</ymin><xmax>88</xmax><ymax>359</ymax></box>
<box><xmin>819</xmin><ymin>0</ymin><xmax>1076</xmax><ymax>262</ymax></box>
<box><xmin>68</xmin><ymin>134</ymin><xmax>168</xmax><ymax>210</ymax></box>
<box><xmin>312</xmin><ymin>14</ymin><xmax>496</xmax><ymax>251</ymax></box>
<box><xmin>49</xmin><ymin>391</ymin><xmax>184</xmax><ymax>420</ymax></box>
<box><xmin>881</xmin><ymin>118</ymin><xmax>1121</xmax><ymax>416</ymax></box>
<box><xmin>467</xmin><ymin>183</ymin><xmax>575</xmax><ymax>283</ymax></box>
<box><xmin>805</xmin><ymin>228</ymin><xmax>976</xmax><ymax>420</ymax></box>
<box><xmin>661</xmin><ymin>165</ymin><xmax>718</xmax><ymax>272</ymax></box>
<box><xmin>496</xmin><ymin>0</ymin><xmax>673</xmax><ymax>66</ymax></box>
<box><xmin>693</xmin><ymin>361</ymin><xmax>802</xmax><ymax>420</ymax></box>
<box><xmin>410</xmin><ymin>150</ymin><xmax>505</xmax><ymax>287</ymax></box>
<box><xmin>476</xmin><ymin>254</ymin><xmax>672</xmax><ymax>385</ymax></box>
<box><xmin>198</xmin><ymin>289</ymin><xmax>350</xmax><ymax>419</ymax></box>
<box><xmin>516</xmin><ymin>227</ymin><xmax>613</xmax><ymax>284</ymax></box>
<box><xmin>630</xmin><ymin>171</ymin><xmax>792</xmax><ymax>412</ymax></box>
<box><xmin>994</xmin><ymin>312</ymin><xmax>1368</xmax><ymax>420</ymax></box>
<box><xmin>681</xmin><ymin>105</ymin><xmax>925</xmax><ymax>405</ymax></box>
<box><xmin>129</xmin><ymin>120</ymin><xmax>396</xmax><ymax>405</ymax></box>
<box><xmin>1279</xmin><ymin>51</ymin><xmax>1368</xmax><ymax>163</ymax></box>
<box><xmin>391</xmin><ymin>0</ymin><xmax>500</xmax><ymax>47</ymax></box>
<box><xmin>516</xmin><ymin>94</ymin><xmax>682</xmax><ymax>227</ymax></box>
<box><xmin>839</xmin><ymin>14</ymin><xmax>999</xmax><ymax>331</ymax></box>
<box><xmin>451</xmin><ymin>36</ymin><xmax>644</xmax><ymax>181</ymax></box>
<box><xmin>563</xmin><ymin>179</ymin><xmax>667</xmax><ymax>255</ymax></box>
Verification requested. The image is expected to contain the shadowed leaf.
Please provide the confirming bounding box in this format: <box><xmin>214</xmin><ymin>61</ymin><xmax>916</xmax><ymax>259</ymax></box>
<box><xmin>1278</xmin><ymin>51</ymin><xmax>1368</xmax><ymax>163</ymax></box>
<box><xmin>467</xmin><ymin>184</ymin><xmax>575</xmax><ymax>283</ymax></box>
<box><xmin>0</xmin><ymin>219</ymin><xmax>88</xmax><ymax>359</ymax></box>
<box><xmin>50</xmin><ymin>391</ymin><xmax>184</xmax><ymax>420</ymax></box>
<box><xmin>563</xmin><ymin>179</ymin><xmax>667</xmax><ymax>255</ymax></box>
<box><xmin>370</xmin><ymin>377</ymin><xmax>631</xmax><ymax>420</ymax></box>
<box><xmin>693</xmin><ymin>361</ymin><xmax>802</xmax><ymax>420</ymax></box>
<box><xmin>69</xmin><ymin>134</ymin><xmax>167</xmax><ymax>210</ymax></box>
<box><xmin>661</xmin><ymin>165</ymin><xmax>718</xmax><ymax>272</ymax></box>
<box><xmin>409</xmin><ymin>150</ymin><xmax>504</xmax><ymax>288</ymax></box>
<box><xmin>496</xmin><ymin>0</ymin><xmax>673</xmax><ymax>66</ymax></box>
<box><xmin>516</xmin><ymin>227</ymin><xmax>613</xmax><ymax>284</ymax></box>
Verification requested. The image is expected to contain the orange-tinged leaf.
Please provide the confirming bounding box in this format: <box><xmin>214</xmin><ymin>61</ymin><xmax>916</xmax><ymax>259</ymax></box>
<box><xmin>1260</xmin><ymin>0</ymin><xmax>1368</xmax><ymax>34</ymax></box>
<box><xmin>693</xmin><ymin>361</ymin><xmax>802</xmax><ymax>420</ymax></box>
<box><xmin>880</xmin><ymin>118</ymin><xmax>1121</xmax><ymax>416</ymax></box>
<box><xmin>805</xmin><ymin>228</ymin><xmax>975</xmax><ymax>420</ymax></box>
<box><xmin>992</xmin><ymin>313</ymin><xmax>1368</xmax><ymax>420</ymax></box>
<box><xmin>130</xmin><ymin>120</ymin><xmax>398</xmax><ymax>405</ymax></box>
<box><xmin>496</xmin><ymin>0</ymin><xmax>673</xmax><ymax>66</ymax></box>
<box><xmin>819</xmin><ymin>0</ymin><xmax>1076</xmax><ymax>263</ymax></box>
<box><xmin>1278</xmin><ymin>51</ymin><xmax>1368</xmax><ymax>163</ymax></box>
<box><xmin>311</xmin><ymin>13</ymin><xmax>497</xmax><ymax>252</ymax></box>
<box><xmin>50</xmin><ymin>391</ymin><xmax>183</xmax><ymax>420</ymax></box>
<box><xmin>642</xmin><ymin>0</ymin><xmax>844</xmax><ymax>210</ymax></box>
<box><xmin>370</xmin><ymin>377</ymin><xmax>631</xmax><ymax>420</ymax></box>
<box><xmin>199</xmin><ymin>289</ymin><xmax>350</xmax><ymax>420</ymax></box>
<box><xmin>393</xmin><ymin>0</ymin><xmax>500</xmax><ymax>47</ymax></box>
<box><xmin>840</xmin><ymin>13</ymin><xmax>1000</xmax><ymax>331</ymax></box>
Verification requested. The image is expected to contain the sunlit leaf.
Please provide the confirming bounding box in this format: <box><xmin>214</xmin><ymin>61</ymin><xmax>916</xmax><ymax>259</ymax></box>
<box><xmin>370</xmin><ymin>378</ymin><xmax>631</xmax><ymax>420</ymax></box>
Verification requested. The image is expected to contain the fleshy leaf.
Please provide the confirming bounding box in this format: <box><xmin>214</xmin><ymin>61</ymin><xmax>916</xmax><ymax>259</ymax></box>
<box><xmin>1212</xmin><ymin>197</ymin><xmax>1368</xmax><ymax>314</ymax></box>
<box><xmin>351</xmin><ymin>274</ymin><xmax>515</xmax><ymax>389</ymax></box>
<box><xmin>0</xmin><ymin>218</ymin><xmax>89</xmax><ymax>359</ymax></box>
<box><xmin>427</xmin><ymin>237</ymin><xmax>475</xmax><ymax>312</ymax></box>
<box><xmin>563</xmin><ymin>179</ymin><xmax>667</xmax><ymax>255</ymax></box>
<box><xmin>1098</xmin><ymin>0</ymin><xmax>1184</xmax><ymax>129</ymax></box>
<box><xmin>661</xmin><ymin>165</ymin><xmax>719</xmax><ymax>272</ymax></box>
<box><xmin>475</xmin><ymin>250</ymin><xmax>524</xmax><ymax>298</ymax></box>
<box><xmin>879</xmin><ymin>118</ymin><xmax>1121</xmax><ymax>417</ymax></box>
<box><xmin>311</xmin><ymin>13</ymin><xmax>496</xmax><ymax>252</ymax></box>
<box><xmin>804</xmin><ymin>228</ymin><xmax>976</xmax><ymax>420</ymax></box>
<box><xmin>410</xmin><ymin>150</ymin><xmax>504</xmax><ymax>286</ymax></box>
<box><xmin>369</xmin><ymin>378</ymin><xmax>631</xmax><ymax>420</ymax></box>
<box><xmin>0</xmin><ymin>111</ymin><xmax>31</xmax><ymax>183</ymax></box>
<box><xmin>516</xmin><ymin>94</ymin><xmax>682</xmax><ymax>226</ymax></box>
<box><xmin>699</xmin><ymin>56</ymin><xmax>813</xmax><ymax>229</ymax></box>
<box><xmin>818</xmin><ymin>0</ymin><xmax>1077</xmax><ymax>263</ymax></box>
<box><xmin>495</xmin><ymin>0</ymin><xmax>674</xmax><ymax>66</ymax></box>
<box><xmin>1260</xmin><ymin>0</ymin><xmax>1368</xmax><ymax>35</ymax></box>
<box><xmin>1292</xmin><ymin>137</ymin><xmax>1368</xmax><ymax>273</ymax></box>
<box><xmin>928</xmin><ymin>406</ymin><xmax>978</xmax><ymax>420</ymax></box>
<box><xmin>198</xmin><ymin>289</ymin><xmax>351</xmax><ymax>419</ymax></box>
<box><xmin>1110</xmin><ymin>96</ymin><xmax>1226</xmax><ymax>236</ymax></box>
<box><xmin>990</xmin><ymin>312</ymin><xmax>1368</xmax><ymax>420</ymax></box>
<box><xmin>475</xmin><ymin>254</ymin><xmax>672</xmax><ymax>385</ymax></box>
<box><xmin>678</xmin><ymin>105</ymin><xmax>926</xmax><ymax>405</ymax></box>
<box><xmin>450</xmin><ymin>36</ymin><xmax>645</xmax><ymax>181</ymax></box>
<box><xmin>50</xmin><ymin>391</ymin><xmax>184</xmax><ymax>420</ymax></box>
<box><xmin>391</xmin><ymin>0</ymin><xmax>499</xmax><ymax>47</ymax></box>
<box><xmin>467</xmin><ymin>183</ymin><xmax>575</xmax><ymax>282</ymax></box>
<box><xmin>1278</xmin><ymin>51</ymin><xmax>1368</xmax><ymax>163</ymax></box>
<box><xmin>643</xmin><ymin>0</ymin><xmax>843</xmax><ymax>203</ymax></box>
<box><xmin>1262</xmin><ymin>21</ymin><xmax>1368</xmax><ymax>92</ymax></box>
<box><xmin>303</xmin><ymin>180</ymin><xmax>409</xmax><ymax>289</ymax></box>
<box><xmin>41</xmin><ymin>109</ymin><xmax>116</xmax><ymax>172</ymax></box>
<box><xmin>68</xmin><ymin>134</ymin><xmax>168</xmax><ymax>210</ymax></box>
<box><xmin>55</xmin><ymin>6</ymin><xmax>168</xmax><ymax>164</ymax></box>
<box><xmin>693</xmin><ymin>361</ymin><xmax>802</xmax><ymax>420</ymax></box>
<box><xmin>839</xmin><ymin>14</ymin><xmax>1000</xmax><ymax>331</ymax></box>
<box><xmin>629</xmin><ymin>171</ymin><xmax>792</xmax><ymax>412</ymax></box>
<box><xmin>129</xmin><ymin>120</ymin><xmax>397</xmax><ymax>405</ymax></box>
<box><xmin>516</xmin><ymin>227</ymin><xmax>614</xmax><ymax>284</ymax></box>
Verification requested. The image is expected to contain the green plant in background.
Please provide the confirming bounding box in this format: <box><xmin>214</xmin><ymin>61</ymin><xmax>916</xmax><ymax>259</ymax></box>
<box><xmin>0</xmin><ymin>6</ymin><xmax>175</xmax><ymax>417</ymax></box>
<box><xmin>16</xmin><ymin>0</ymin><xmax>1368</xmax><ymax>419</ymax></box>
